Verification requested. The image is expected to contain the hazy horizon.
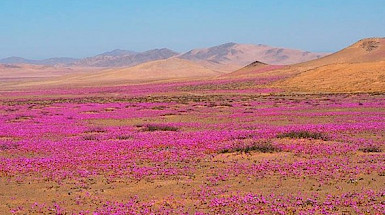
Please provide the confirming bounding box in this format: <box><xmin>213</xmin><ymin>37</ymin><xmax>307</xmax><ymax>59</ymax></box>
<box><xmin>1</xmin><ymin>0</ymin><xmax>384</xmax><ymax>59</ymax></box>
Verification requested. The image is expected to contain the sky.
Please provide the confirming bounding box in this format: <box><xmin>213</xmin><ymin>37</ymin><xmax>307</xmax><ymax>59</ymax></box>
<box><xmin>0</xmin><ymin>0</ymin><xmax>384</xmax><ymax>59</ymax></box>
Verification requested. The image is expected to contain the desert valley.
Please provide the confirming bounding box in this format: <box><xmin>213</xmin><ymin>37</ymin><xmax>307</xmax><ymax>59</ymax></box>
<box><xmin>1</xmin><ymin>1</ymin><xmax>385</xmax><ymax>214</ymax></box>
<box><xmin>0</xmin><ymin>37</ymin><xmax>384</xmax><ymax>214</ymax></box>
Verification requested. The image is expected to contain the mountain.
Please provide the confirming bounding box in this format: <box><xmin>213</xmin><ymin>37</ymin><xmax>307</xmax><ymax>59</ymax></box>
<box><xmin>0</xmin><ymin>57</ymin><xmax>34</xmax><ymax>64</ymax></box>
<box><xmin>0</xmin><ymin>57</ymin><xmax>78</xmax><ymax>66</ymax></box>
<box><xmin>72</xmin><ymin>48</ymin><xmax>179</xmax><ymax>67</ymax></box>
<box><xmin>178</xmin><ymin>42</ymin><xmax>328</xmax><ymax>72</ymax></box>
<box><xmin>38</xmin><ymin>57</ymin><xmax>78</xmax><ymax>66</ymax></box>
<box><xmin>276</xmin><ymin>38</ymin><xmax>385</xmax><ymax>93</ymax></box>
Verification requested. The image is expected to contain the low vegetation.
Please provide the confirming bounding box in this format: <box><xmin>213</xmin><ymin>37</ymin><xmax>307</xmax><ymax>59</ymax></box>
<box><xmin>276</xmin><ymin>130</ymin><xmax>329</xmax><ymax>141</ymax></box>
<box><xmin>1</xmin><ymin>91</ymin><xmax>384</xmax><ymax>214</ymax></box>
<box><xmin>359</xmin><ymin>145</ymin><xmax>382</xmax><ymax>153</ymax></box>
<box><xmin>140</xmin><ymin>124</ymin><xmax>179</xmax><ymax>132</ymax></box>
<box><xmin>220</xmin><ymin>141</ymin><xmax>281</xmax><ymax>154</ymax></box>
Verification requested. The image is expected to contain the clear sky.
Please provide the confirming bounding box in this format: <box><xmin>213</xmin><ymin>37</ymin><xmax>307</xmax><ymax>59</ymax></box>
<box><xmin>0</xmin><ymin>0</ymin><xmax>384</xmax><ymax>59</ymax></box>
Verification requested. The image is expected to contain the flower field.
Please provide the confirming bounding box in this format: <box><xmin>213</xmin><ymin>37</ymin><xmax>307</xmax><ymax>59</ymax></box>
<box><xmin>0</xmin><ymin>81</ymin><xmax>384</xmax><ymax>214</ymax></box>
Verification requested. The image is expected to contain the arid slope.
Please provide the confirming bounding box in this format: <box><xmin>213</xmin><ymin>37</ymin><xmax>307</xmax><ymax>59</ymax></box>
<box><xmin>275</xmin><ymin>38</ymin><xmax>385</xmax><ymax>93</ymax></box>
<box><xmin>277</xmin><ymin>61</ymin><xmax>385</xmax><ymax>92</ymax></box>
<box><xmin>297</xmin><ymin>38</ymin><xmax>385</xmax><ymax>68</ymax></box>
<box><xmin>89</xmin><ymin>58</ymin><xmax>221</xmax><ymax>81</ymax></box>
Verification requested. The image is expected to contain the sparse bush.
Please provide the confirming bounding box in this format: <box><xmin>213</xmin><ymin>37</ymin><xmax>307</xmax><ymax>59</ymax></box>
<box><xmin>276</xmin><ymin>131</ymin><xmax>329</xmax><ymax>141</ymax></box>
<box><xmin>219</xmin><ymin>103</ymin><xmax>233</xmax><ymax>107</ymax></box>
<box><xmin>12</xmin><ymin>115</ymin><xmax>33</xmax><ymax>122</ymax></box>
<box><xmin>220</xmin><ymin>141</ymin><xmax>280</xmax><ymax>154</ymax></box>
<box><xmin>85</xmin><ymin>127</ymin><xmax>106</xmax><ymax>133</ymax></box>
<box><xmin>152</xmin><ymin>106</ymin><xmax>166</xmax><ymax>110</ymax></box>
<box><xmin>140</xmin><ymin>124</ymin><xmax>179</xmax><ymax>132</ymax></box>
<box><xmin>116</xmin><ymin>135</ymin><xmax>132</xmax><ymax>140</ymax></box>
<box><xmin>236</xmin><ymin>134</ymin><xmax>254</xmax><ymax>140</ymax></box>
<box><xmin>82</xmin><ymin>135</ymin><xmax>99</xmax><ymax>141</ymax></box>
<box><xmin>220</xmin><ymin>149</ymin><xmax>230</xmax><ymax>153</ymax></box>
<box><xmin>359</xmin><ymin>146</ymin><xmax>382</xmax><ymax>153</ymax></box>
<box><xmin>0</xmin><ymin>143</ymin><xmax>19</xmax><ymax>150</ymax></box>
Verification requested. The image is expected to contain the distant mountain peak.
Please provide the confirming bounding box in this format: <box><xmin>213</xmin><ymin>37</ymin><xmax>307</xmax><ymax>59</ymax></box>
<box><xmin>219</xmin><ymin>42</ymin><xmax>238</xmax><ymax>48</ymax></box>
<box><xmin>0</xmin><ymin>56</ymin><xmax>78</xmax><ymax>66</ymax></box>
<box><xmin>0</xmin><ymin>57</ymin><xmax>31</xmax><ymax>64</ymax></box>
<box><xmin>98</xmin><ymin>49</ymin><xmax>137</xmax><ymax>57</ymax></box>
<box><xmin>1</xmin><ymin>56</ymin><xmax>28</xmax><ymax>60</ymax></box>
<box><xmin>144</xmin><ymin>48</ymin><xmax>177</xmax><ymax>53</ymax></box>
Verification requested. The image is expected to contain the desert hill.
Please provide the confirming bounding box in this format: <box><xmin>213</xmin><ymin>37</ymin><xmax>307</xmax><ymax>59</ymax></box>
<box><xmin>274</xmin><ymin>38</ymin><xmax>385</xmax><ymax>93</ymax></box>
<box><xmin>7</xmin><ymin>58</ymin><xmax>221</xmax><ymax>88</ymax></box>
<box><xmin>0</xmin><ymin>64</ymin><xmax>74</xmax><ymax>80</ymax></box>
<box><xmin>221</xmin><ymin>60</ymin><xmax>271</xmax><ymax>78</ymax></box>
<box><xmin>297</xmin><ymin>37</ymin><xmax>385</xmax><ymax>68</ymax></box>
<box><xmin>277</xmin><ymin>61</ymin><xmax>385</xmax><ymax>92</ymax></box>
<box><xmin>86</xmin><ymin>58</ymin><xmax>221</xmax><ymax>81</ymax></box>
<box><xmin>0</xmin><ymin>63</ymin><xmax>103</xmax><ymax>89</ymax></box>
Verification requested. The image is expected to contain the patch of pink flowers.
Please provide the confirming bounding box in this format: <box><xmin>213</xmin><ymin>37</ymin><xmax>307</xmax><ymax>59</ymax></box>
<box><xmin>1</xmin><ymin>84</ymin><xmax>384</xmax><ymax>214</ymax></box>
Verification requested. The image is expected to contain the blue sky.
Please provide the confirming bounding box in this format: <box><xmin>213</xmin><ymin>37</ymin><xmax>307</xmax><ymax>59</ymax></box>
<box><xmin>0</xmin><ymin>0</ymin><xmax>384</xmax><ymax>59</ymax></box>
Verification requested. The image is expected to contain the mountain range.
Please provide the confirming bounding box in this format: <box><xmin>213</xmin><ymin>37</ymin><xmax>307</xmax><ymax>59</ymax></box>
<box><xmin>0</xmin><ymin>57</ymin><xmax>78</xmax><ymax>66</ymax></box>
<box><xmin>2</xmin><ymin>38</ymin><xmax>384</xmax><ymax>93</ymax></box>
<box><xmin>0</xmin><ymin>42</ymin><xmax>327</xmax><ymax>69</ymax></box>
